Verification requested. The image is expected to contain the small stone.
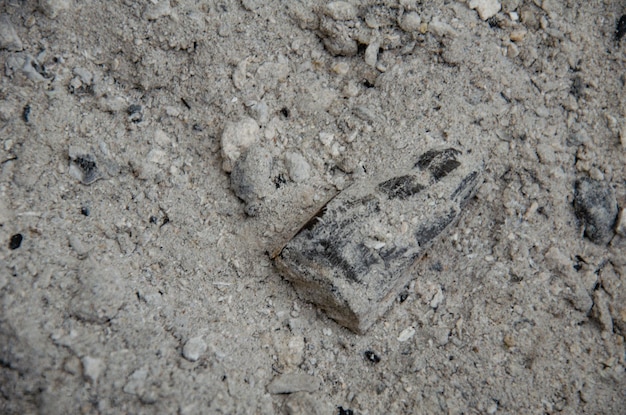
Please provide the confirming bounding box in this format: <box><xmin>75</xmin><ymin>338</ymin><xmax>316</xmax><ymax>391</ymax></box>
<box><xmin>69</xmin><ymin>234</ymin><xmax>89</xmax><ymax>259</ymax></box>
<box><xmin>399</xmin><ymin>12</ymin><xmax>421</xmax><ymax>32</ymax></box>
<box><xmin>284</xmin><ymin>335</ymin><xmax>305</xmax><ymax>367</ymax></box>
<box><xmin>536</xmin><ymin>143</ymin><xmax>556</xmax><ymax>165</ymax></box>
<box><xmin>70</xmin><ymin>265</ymin><xmax>128</xmax><ymax>323</ymax></box>
<box><xmin>143</xmin><ymin>0</ymin><xmax>172</xmax><ymax>20</ymax></box>
<box><xmin>0</xmin><ymin>15</ymin><xmax>23</xmax><ymax>51</ymax></box>
<box><xmin>574</xmin><ymin>177</ymin><xmax>618</xmax><ymax>245</ymax></box>
<box><xmin>182</xmin><ymin>337</ymin><xmax>207</xmax><ymax>362</ymax></box>
<box><xmin>9</xmin><ymin>233</ymin><xmax>23</xmax><ymax>250</ymax></box>
<box><xmin>230</xmin><ymin>146</ymin><xmax>274</xmax><ymax>215</ymax></box>
<box><xmin>267</xmin><ymin>373</ymin><xmax>320</xmax><ymax>394</ymax></box>
<box><xmin>39</xmin><ymin>0</ymin><xmax>70</xmax><ymax>19</ymax></box>
<box><xmin>285</xmin><ymin>152</ymin><xmax>311</xmax><ymax>183</ymax></box>
<box><xmin>331</xmin><ymin>62</ymin><xmax>350</xmax><ymax>75</ymax></box>
<box><xmin>73</xmin><ymin>67</ymin><xmax>93</xmax><ymax>85</ymax></box>
<box><xmin>147</xmin><ymin>148</ymin><xmax>167</xmax><ymax>165</ymax></box>
<box><xmin>63</xmin><ymin>356</ymin><xmax>81</xmax><ymax>375</ymax></box>
<box><xmin>364</xmin><ymin>39</ymin><xmax>380</xmax><ymax>68</ymax></box>
<box><xmin>123</xmin><ymin>367</ymin><xmax>148</xmax><ymax>395</ymax></box>
<box><xmin>434</xmin><ymin>327</ymin><xmax>449</xmax><ymax>346</ymax></box>
<box><xmin>469</xmin><ymin>0</ymin><xmax>501</xmax><ymax>21</ymax></box>
<box><xmin>319</xmin><ymin>132</ymin><xmax>334</xmax><ymax>146</ymax></box>
<box><xmin>220</xmin><ymin>117</ymin><xmax>260</xmax><ymax>172</ymax></box>
<box><xmin>509</xmin><ymin>28</ymin><xmax>527</xmax><ymax>42</ymax></box>
<box><xmin>82</xmin><ymin>356</ymin><xmax>105</xmax><ymax>384</ymax></box>
<box><xmin>153</xmin><ymin>129</ymin><xmax>171</xmax><ymax>147</ymax></box>
<box><xmin>323</xmin><ymin>2</ymin><xmax>357</xmax><ymax>21</ymax></box>
<box><xmin>428</xmin><ymin>17</ymin><xmax>456</xmax><ymax>37</ymax></box>
<box><xmin>398</xmin><ymin>326</ymin><xmax>416</xmax><ymax>342</ymax></box>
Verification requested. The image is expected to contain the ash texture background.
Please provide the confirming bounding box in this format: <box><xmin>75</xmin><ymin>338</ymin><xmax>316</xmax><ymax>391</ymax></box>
<box><xmin>0</xmin><ymin>0</ymin><xmax>625</xmax><ymax>414</ymax></box>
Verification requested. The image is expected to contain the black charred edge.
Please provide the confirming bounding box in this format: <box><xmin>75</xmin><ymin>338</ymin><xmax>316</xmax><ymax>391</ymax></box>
<box><xmin>616</xmin><ymin>15</ymin><xmax>626</xmax><ymax>41</ymax></box>
<box><xmin>415</xmin><ymin>209</ymin><xmax>457</xmax><ymax>246</ymax></box>
<box><xmin>430</xmin><ymin>159</ymin><xmax>461</xmax><ymax>180</ymax></box>
<box><xmin>378</xmin><ymin>175</ymin><xmax>425</xmax><ymax>200</ymax></box>
<box><xmin>379</xmin><ymin>246</ymin><xmax>408</xmax><ymax>263</ymax></box>
<box><xmin>451</xmin><ymin>170</ymin><xmax>480</xmax><ymax>205</ymax></box>
<box><xmin>319</xmin><ymin>239</ymin><xmax>360</xmax><ymax>282</ymax></box>
<box><xmin>299</xmin><ymin>205</ymin><xmax>328</xmax><ymax>233</ymax></box>
<box><xmin>415</xmin><ymin>148</ymin><xmax>461</xmax><ymax>170</ymax></box>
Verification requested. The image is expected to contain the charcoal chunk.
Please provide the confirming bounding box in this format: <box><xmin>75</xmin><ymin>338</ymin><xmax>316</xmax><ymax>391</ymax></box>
<box><xmin>378</xmin><ymin>175</ymin><xmax>424</xmax><ymax>200</ymax></box>
<box><xmin>275</xmin><ymin>147</ymin><xmax>483</xmax><ymax>333</ymax></box>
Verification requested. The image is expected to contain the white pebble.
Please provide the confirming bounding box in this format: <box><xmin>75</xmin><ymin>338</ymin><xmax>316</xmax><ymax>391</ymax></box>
<box><xmin>220</xmin><ymin>117</ymin><xmax>259</xmax><ymax>172</ymax></box>
<box><xmin>469</xmin><ymin>0</ymin><xmax>501</xmax><ymax>21</ymax></box>
<box><xmin>319</xmin><ymin>132</ymin><xmax>334</xmax><ymax>146</ymax></box>
<box><xmin>73</xmin><ymin>67</ymin><xmax>93</xmax><ymax>85</ymax></box>
<box><xmin>399</xmin><ymin>12</ymin><xmax>421</xmax><ymax>32</ymax></box>
<box><xmin>398</xmin><ymin>326</ymin><xmax>416</xmax><ymax>342</ymax></box>
<box><xmin>154</xmin><ymin>129</ymin><xmax>172</xmax><ymax>147</ymax></box>
<box><xmin>323</xmin><ymin>1</ymin><xmax>357</xmax><ymax>21</ymax></box>
<box><xmin>82</xmin><ymin>356</ymin><xmax>105</xmax><ymax>384</ymax></box>
<box><xmin>182</xmin><ymin>337</ymin><xmax>207</xmax><ymax>362</ymax></box>
<box><xmin>429</xmin><ymin>17</ymin><xmax>457</xmax><ymax>37</ymax></box>
<box><xmin>284</xmin><ymin>151</ymin><xmax>311</xmax><ymax>183</ymax></box>
<box><xmin>0</xmin><ymin>15</ymin><xmax>23</xmax><ymax>51</ymax></box>
<box><xmin>364</xmin><ymin>39</ymin><xmax>380</xmax><ymax>68</ymax></box>
<box><xmin>429</xmin><ymin>286</ymin><xmax>444</xmax><ymax>309</ymax></box>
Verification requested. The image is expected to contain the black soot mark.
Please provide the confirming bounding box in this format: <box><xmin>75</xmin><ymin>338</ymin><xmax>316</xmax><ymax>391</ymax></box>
<box><xmin>415</xmin><ymin>209</ymin><xmax>457</xmax><ymax>246</ymax></box>
<box><xmin>378</xmin><ymin>175</ymin><xmax>425</xmax><ymax>200</ymax></box>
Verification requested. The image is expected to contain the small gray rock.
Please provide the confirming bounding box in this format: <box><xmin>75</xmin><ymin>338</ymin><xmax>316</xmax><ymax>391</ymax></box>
<box><xmin>82</xmin><ymin>356</ymin><xmax>105</xmax><ymax>384</ymax></box>
<box><xmin>70</xmin><ymin>265</ymin><xmax>128</xmax><ymax>323</ymax></box>
<box><xmin>182</xmin><ymin>337</ymin><xmax>207</xmax><ymax>362</ymax></box>
<box><xmin>230</xmin><ymin>146</ymin><xmax>274</xmax><ymax>215</ymax></box>
<box><xmin>267</xmin><ymin>373</ymin><xmax>321</xmax><ymax>394</ymax></box>
<box><xmin>220</xmin><ymin>116</ymin><xmax>259</xmax><ymax>172</ymax></box>
<box><xmin>323</xmin><ymin>2</ymin><xmax>358</xmax><ymax>21</ymax></box>
<box><xmin>574</xmin><ymin>177</ymin><xmax>618</xmax><ymax>245</ymax></box>
<box><xmin>284</xmin><ymin>152</ymin><xmax>311</xmax><ymax>183</ymax></box>
<box><xmin>399</xmin><ymin>12</ymin><xmax>421</xmax><ymax>33</ymax></box>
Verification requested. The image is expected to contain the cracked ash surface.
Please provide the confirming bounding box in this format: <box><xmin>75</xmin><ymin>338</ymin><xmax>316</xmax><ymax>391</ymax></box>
<box><xmin>1</xmin><ymin>1</ymin><xmax>625</xmax><ymax>414</ymax></box>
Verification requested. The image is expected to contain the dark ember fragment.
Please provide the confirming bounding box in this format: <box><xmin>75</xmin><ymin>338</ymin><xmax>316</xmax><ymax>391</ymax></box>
<box><xmin>398</xmin><ymin>291</ymin><xmax>409</xmax><ymax>303</ymax></box>
<box><xmin>9</xmin><ymin>233</ymin><xmax>23</xmax><ymax>250</ymax></box>
<box><xmin>22</xmin><ymin>105</ymin><xmax>31</xmax><ymax>122</ymax></box>
<box><xmin>364</xmin><ymin>350</ymin><xmax>381</xmax><ymax>364</ymax></box>
<box><xmin>616</xmin><ymin>15</ymin><xmax>626</xmax><ymax>41</ymax></box>
<box><xmin>378</xmin><ymin>175</ymin><xmax>424</xmax><ymax>200</ymax></box>
<box><xmin>338</xmin><ymin>406</ymin><xmax>354</xmax><ymax>415</ymax></box>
